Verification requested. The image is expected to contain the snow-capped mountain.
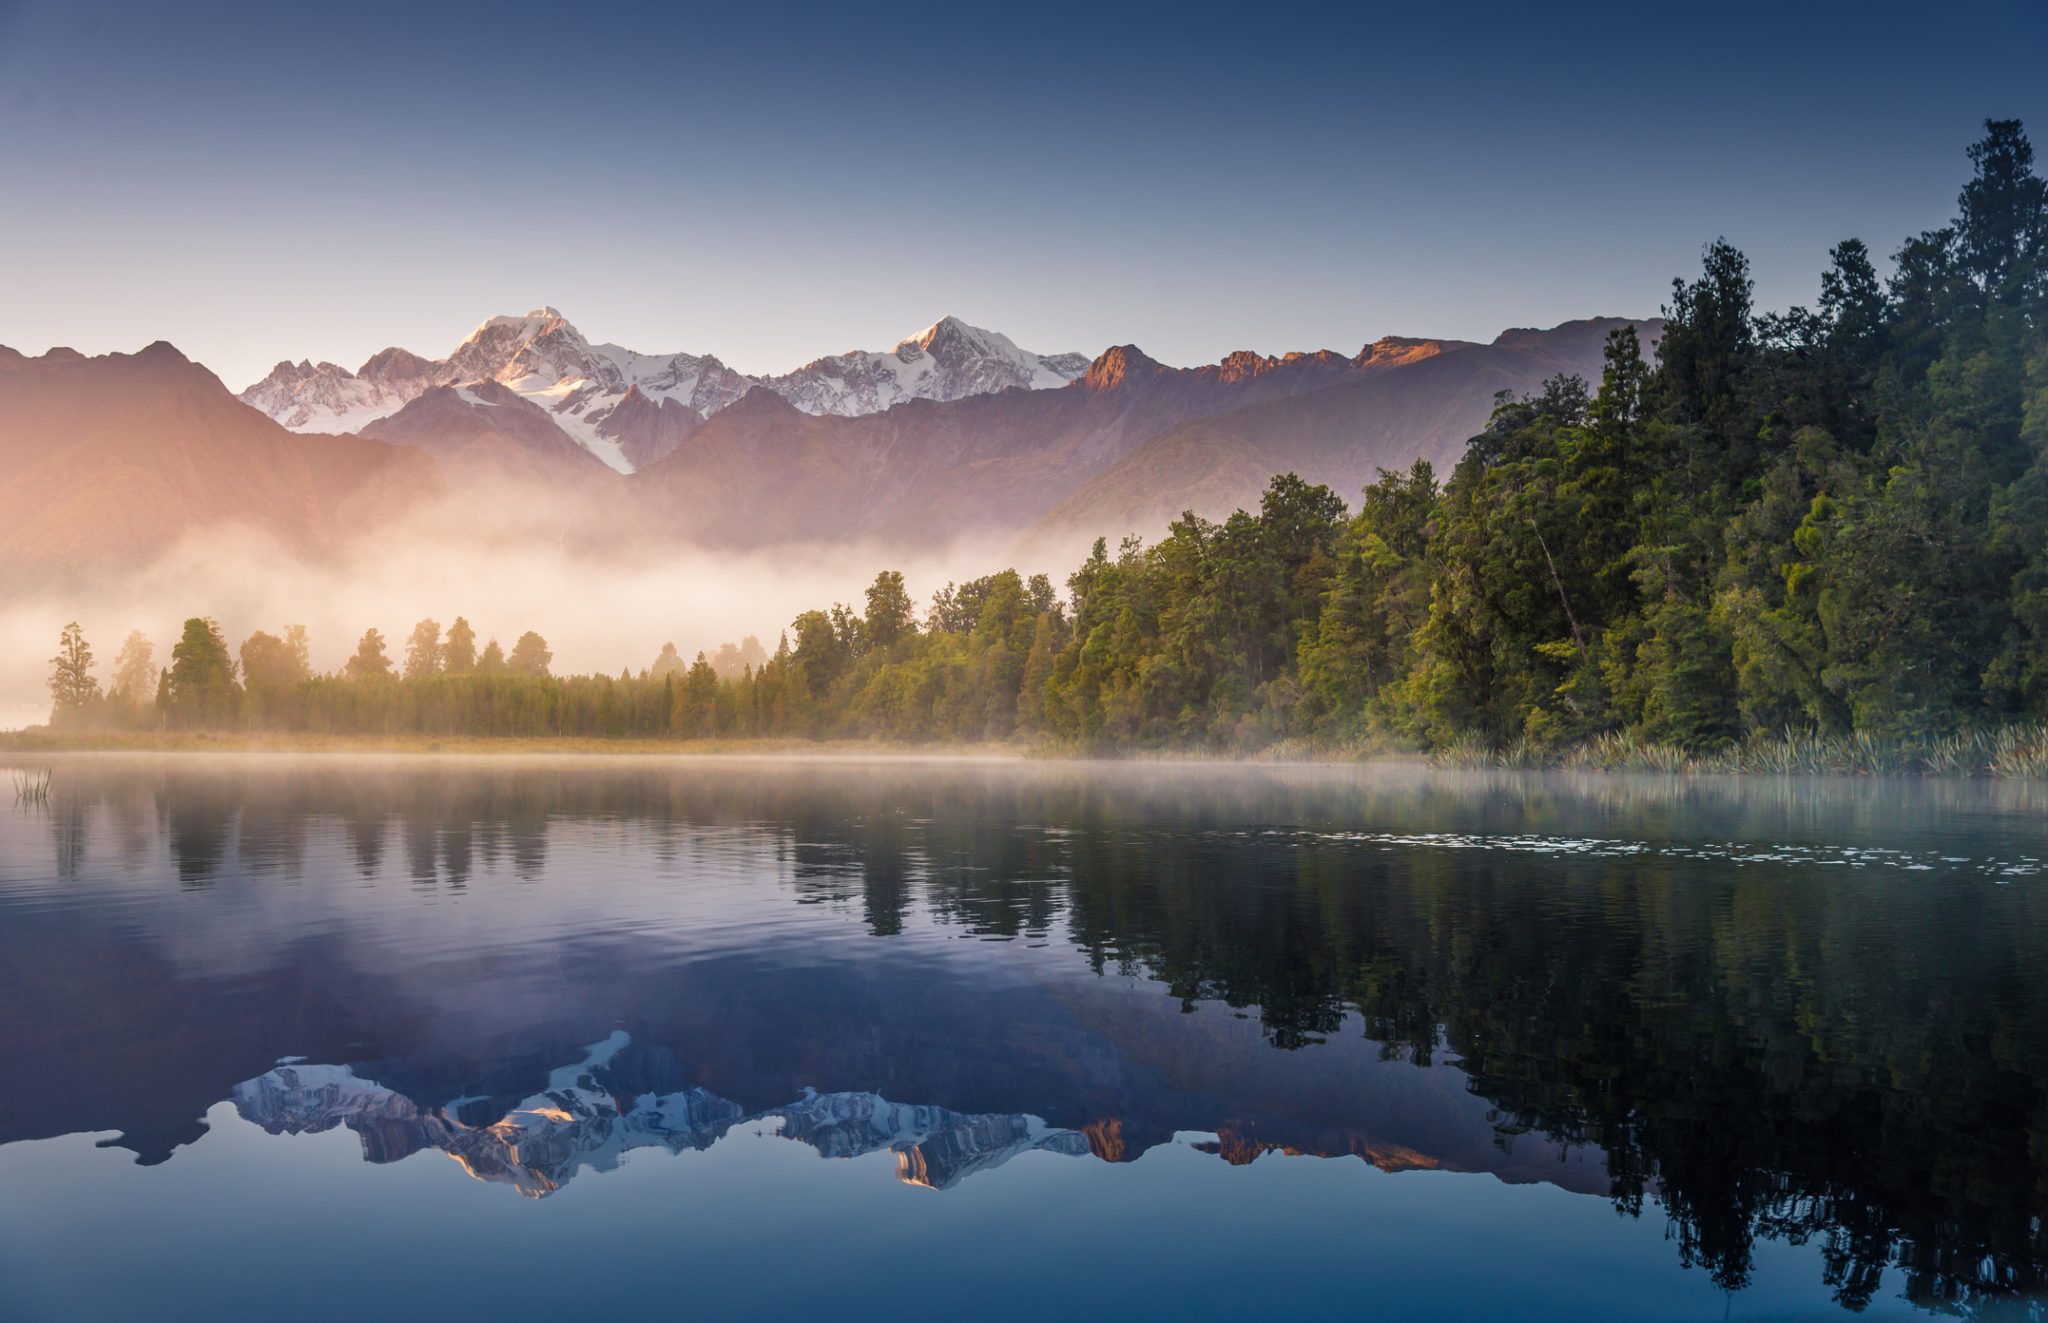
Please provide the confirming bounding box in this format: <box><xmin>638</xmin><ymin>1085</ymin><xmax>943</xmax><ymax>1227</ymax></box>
<box><xmin>230</xmin><ymin>1032</ymin><xmax>1090</xmax><ymax>1198</ymax></box>
<box><xmin>237</xmin><ymin>356</ymin><xmax>428</xmax><ymax>434</ymax></box>
<box><xmin>763</xmin><ymin>316</ymin><xmax>1092</xmax><ymax>417</ymax></box>
<box><xmin>238</xmin><ymin>309</ymin><xmax>1091</xmax><ymax>474</ymax></box>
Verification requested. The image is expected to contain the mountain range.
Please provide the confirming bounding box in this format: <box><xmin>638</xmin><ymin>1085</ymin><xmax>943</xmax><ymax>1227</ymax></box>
<box><xmin>0</xmin><ymin>309</ymin><xmax>1660</xmax><ymax>585</ymax></box>
<box><xmin>241</xmin><ymin>309</ymin><xmax>1093</xmax><ymax>473</ymax></box>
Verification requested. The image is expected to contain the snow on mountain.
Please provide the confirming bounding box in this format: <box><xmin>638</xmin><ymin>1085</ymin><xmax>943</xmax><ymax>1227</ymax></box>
<box><xmin>238</xmin><ymin>309</ymin><xmax>1091</xmax><ymax>474</ymax></box>
<box><xmin>237</xmin><ymin>358</ymin><xmax>422</xmax><ymax>434</ymax></box>
<box><xmin>762</xmin><ymin>315</ymin><xmax>1093</xmax><ymax>417</ymax></box>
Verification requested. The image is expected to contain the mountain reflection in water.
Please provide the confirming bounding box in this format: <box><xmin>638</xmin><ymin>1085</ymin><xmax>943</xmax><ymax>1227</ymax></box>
<box><xmin>232</xmin><ymin>1031</ymin><xmax>1094</xmax><ymax>1197</ymax></box>
<box><xmin>2</xmin><ymin>755</ymin><xmax>2045</xmax><ymax>1317</ymax></box>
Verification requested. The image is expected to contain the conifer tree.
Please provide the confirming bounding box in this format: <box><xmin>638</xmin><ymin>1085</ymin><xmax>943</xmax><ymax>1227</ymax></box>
<box><xmin>46</xmin><ymin>622</ymin><xmax>101</xmax><ymax>725</ymax></box>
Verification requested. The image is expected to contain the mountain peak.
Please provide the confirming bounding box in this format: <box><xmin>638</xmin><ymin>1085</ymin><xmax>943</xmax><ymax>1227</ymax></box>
<box><xmin>907</xmin><ymin>314</ymin><xmax>964</xmax><ymax>345</ymax></box>
<box><xmin>460</xmin><ymin>307</ymin><xmax>580</xmax><ymax>349</ymax></box>
<box><xmin>901</xmin><ymin>314</ymin><xmax>1005</xmax><ymax>359</ymax></box>
<box><xmin>1215</xmin><ymin>349</ymin><xmax>1278</xmax><ymax>383</ymax></box>
<box><xmin>1355</xmin><ymin>337</ymin><xmax>1461</xmax><ymax>370</ymax></box>
<box><xmin>1082</xmin><ymin>344</ymin><xmax>1166</xmax><ymax>392</ymax></box>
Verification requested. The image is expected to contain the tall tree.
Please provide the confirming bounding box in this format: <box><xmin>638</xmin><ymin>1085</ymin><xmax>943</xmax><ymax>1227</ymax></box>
<box><xmin>166</xmin><ymin>618</ymin><xmax>238</xmax><ymax>726</ymax></box>
<box><xmin>508</xmin><ymin>631</ymin><xmax>552</xmax><ymax>678</ymax></box>
<box><xmin>240</xmin><ymin>629</ymin><xmax>310</xmax><ymax>690</ymax></box>
<box><xmin>46</xmin><ymin>622</ymin><xmax>101</xmax><ymax>725</ymax></box>
<box><xmin>676</xmin><ymin>653</ymin><xmax>719</xmax><ymax>736</ymax></box>
<box><xmin>442</xmin><ymin>618</ymin><xmax>477</xmax><ymax>675</ymax></box>
<box><xmin>344</xmin><ymin>628</ymin><xmax>393</xmax><ymax>679</ymax></box>
<box><xmin>403</xmin><ymin>618</ymin><xmax>444</xmax><ymax>681</ymax></box>
<box><xmin>109</xmin><ymin>630</ymin><xmax>155</xmax><ymax>705</ymax></box>
<box><xmin>864</xmin><ymin>571</ymin><xmax>917</xmax><ymax>651</ymax></box>
<box><xmin>1957</xmin><ymin>118</ymin><xmax>2048</xmax><ymax>300</ymax></box>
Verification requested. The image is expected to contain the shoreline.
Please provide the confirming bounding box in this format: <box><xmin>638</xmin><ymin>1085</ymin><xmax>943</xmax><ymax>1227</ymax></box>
<box><xmin>1</xmin><ymin>726</ymin><xmax>2044</xmax><ymax>778</ymax></box>
<box><xmin>0</xmin><ymin>730</ymin><xmax>1041</xmax><ymax>760</ymax></box>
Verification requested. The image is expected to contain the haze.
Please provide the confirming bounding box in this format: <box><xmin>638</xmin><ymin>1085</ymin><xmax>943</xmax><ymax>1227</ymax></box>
<box><xmin>0</xmin><ymin>487</ymin><xmax>1046</xmax><ymax>729</ymax></box>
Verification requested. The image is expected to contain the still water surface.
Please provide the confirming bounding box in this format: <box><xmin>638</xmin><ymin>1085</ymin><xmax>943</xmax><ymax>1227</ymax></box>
<box><xmin>1</xmin><ymin>755</ymin><xmax>2044</xmax><ymax>1321</ymax></box>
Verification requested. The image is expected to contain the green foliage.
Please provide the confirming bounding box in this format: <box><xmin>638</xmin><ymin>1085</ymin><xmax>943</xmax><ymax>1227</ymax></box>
<box><xmin>165</xmin><ymin>618</ymin><xmax>238</xmax><ymax>728</ymax></box>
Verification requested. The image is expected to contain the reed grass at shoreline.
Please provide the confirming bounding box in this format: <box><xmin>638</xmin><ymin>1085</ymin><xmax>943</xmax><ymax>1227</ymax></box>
<box><xmin>5</xmin><ymin>724</ymin><xmax>2047</xmax><ymax>777</ymax></box>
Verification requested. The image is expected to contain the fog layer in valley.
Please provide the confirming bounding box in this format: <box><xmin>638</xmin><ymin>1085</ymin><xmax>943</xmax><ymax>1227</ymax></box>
<box><xmin>0</xmin><ymin>480</ymin><xmax>1048</xmax><ymax>730</ymax></box>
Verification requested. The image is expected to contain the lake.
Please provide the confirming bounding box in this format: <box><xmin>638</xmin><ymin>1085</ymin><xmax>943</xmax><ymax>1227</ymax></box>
<box><xmin>1</xmin><ymin>755</ymin><xmax>2044</xmax><ymax>1321</ymax></box>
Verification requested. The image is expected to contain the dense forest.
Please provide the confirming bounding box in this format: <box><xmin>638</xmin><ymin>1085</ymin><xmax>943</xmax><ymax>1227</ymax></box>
<box><xmin>38</xmin><ymin>121</ymin><xmax>2048</xmax><ymax>768</ymax></box>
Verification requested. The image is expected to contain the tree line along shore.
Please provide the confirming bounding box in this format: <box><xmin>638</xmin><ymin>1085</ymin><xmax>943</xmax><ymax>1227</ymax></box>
<box><xmin>23</xmin><ymin>122</ymin><xmax>2048</xmax><ymax>777</ymax></box>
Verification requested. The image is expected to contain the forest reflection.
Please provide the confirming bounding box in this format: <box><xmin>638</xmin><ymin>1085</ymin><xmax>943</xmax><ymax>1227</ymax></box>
<box><xmin>8</xmin><ymin>756</ymin><xmax>2047</xmax><ymax>1313</ymax></box>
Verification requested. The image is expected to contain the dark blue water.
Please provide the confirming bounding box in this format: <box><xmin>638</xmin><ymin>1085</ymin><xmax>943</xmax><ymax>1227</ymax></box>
<box><xmin>2</xmin><ymin>755</ymin><xmax>2044</xmax><ymax>1321</ymax></box>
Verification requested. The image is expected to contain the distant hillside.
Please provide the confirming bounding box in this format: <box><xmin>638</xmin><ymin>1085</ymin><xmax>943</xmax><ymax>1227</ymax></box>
<box><xmin>622</xmin><ymin>323</ymin><xmax>1628</xmax><ymax>552</ymax></box>
<box><xmin>360</xmin><ymin>381</ymin><xmax>622</xmax><ymax>487</ymax></box>
<box><xmin>0</xmin><ymin>343</ymin><xmax>440</xmax><ymax>584</ymax></box>
<box><xmin>1032</xmin><ymin>318</ymin><xmax>1662</xmax><ymax>549</ymax></box>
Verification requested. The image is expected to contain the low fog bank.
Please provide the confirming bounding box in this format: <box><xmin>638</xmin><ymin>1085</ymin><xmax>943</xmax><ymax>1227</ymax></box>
<box><xmin>0</xmin><ymin>487</ymin><xmax>1069</xmax><ymax>730</ymax></box>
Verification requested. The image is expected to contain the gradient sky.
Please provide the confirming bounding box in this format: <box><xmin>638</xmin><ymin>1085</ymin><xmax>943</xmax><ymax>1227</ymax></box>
<box><xmin>1</xmin><ymin>0</ymin><xmax>2044</xmax><ymax>390</ymax></box>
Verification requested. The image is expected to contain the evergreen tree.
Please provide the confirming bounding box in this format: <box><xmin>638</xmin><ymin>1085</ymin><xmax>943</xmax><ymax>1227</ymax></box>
<box><xmin>403</xmin><ymin>619</ymin><xmax>443</xmax><ymax>680</ymax></box>
<box><xmin>1956</xmin><ymin>118</ymin><xmax>2048</xmax><ymax>301</ymax></box>
<box><xmin>676</xmin><ymin>653</ymin><xmax>719</xmax><ymax>736</ymax></box>
<box><xmin>46</xmin><ymin>622</ymin><xmax>101</xmax><ymax>726</ymax></box>
<box><xmin>166</xmin><ymin>618</ymin><xmax>238</xmax><ymax>727</ymax></box>
<box><xmin>344</xmin><ymin>628</ymin><xmax>393</xmax><ymax>679</ymax></box>
<box><xmin>864</xmin><ymin>571</ymin><xmax>917</xmax><ymax>651</ymax></box>
<box><xmin>443</xmin><ymin>618</ymin><xmax>477</xmax><ymax>675</ymax></box>
<box><xmin>508</xmin><ymin>631</ymin><xmax>552</xmax><ymax>678</ymax></box>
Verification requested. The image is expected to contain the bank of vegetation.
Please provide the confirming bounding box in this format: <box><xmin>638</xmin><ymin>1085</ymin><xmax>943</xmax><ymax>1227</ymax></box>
<box><xmin>26</xmin><ymin>123</ymin><xmax>2048</xmax><ymax>775</ymax></box>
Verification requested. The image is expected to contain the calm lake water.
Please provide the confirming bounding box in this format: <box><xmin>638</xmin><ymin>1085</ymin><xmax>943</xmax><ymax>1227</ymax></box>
<box><xmin>1</xmin><ymin>755</ymin><xmax>2045</xmax><ymax>1321</ymax></box>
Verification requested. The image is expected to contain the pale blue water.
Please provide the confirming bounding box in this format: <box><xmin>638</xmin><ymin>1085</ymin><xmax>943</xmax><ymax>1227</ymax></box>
<box><xmin>1</xmin><ymin>755</ymin><xmax>2043</xmax><ymax>1321</ymax></box>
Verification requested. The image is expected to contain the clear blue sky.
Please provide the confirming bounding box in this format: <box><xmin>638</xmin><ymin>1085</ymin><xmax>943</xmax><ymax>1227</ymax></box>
<box><xmin>1</xmin><ymin>0</ymin><xmax>2043</xmax><ymax>389</ymax></box>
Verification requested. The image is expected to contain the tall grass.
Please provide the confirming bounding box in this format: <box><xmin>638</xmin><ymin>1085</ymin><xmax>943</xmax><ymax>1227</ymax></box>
<box><xmin>1987</xmin><ymin>723</ymin><xmax>2048</xmax><ymax>777</ymax></box>
<box><xmin>1426</xmin><ymin>724</ymin><xmax>2048</xmax><ymax>777</ymax></box>
<box><xmin>11</xmin><ymin>769</ymin><xmax>52</xmax><ymax>805</ymax></box>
